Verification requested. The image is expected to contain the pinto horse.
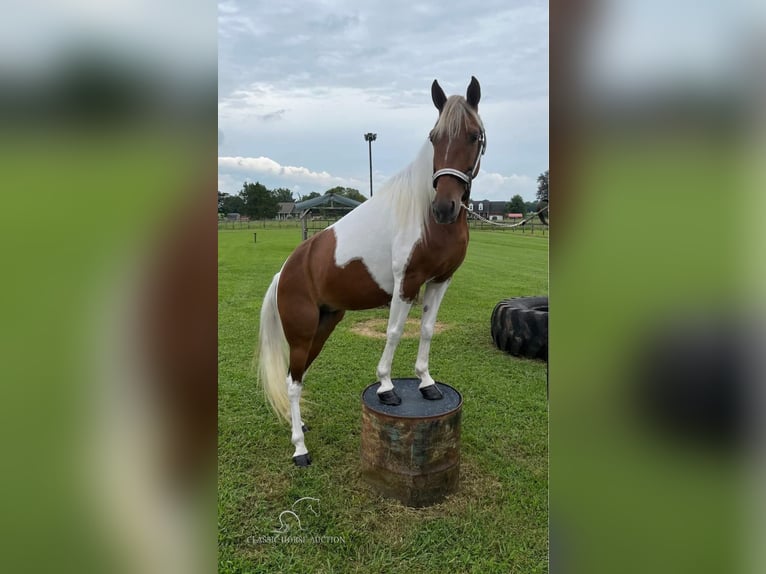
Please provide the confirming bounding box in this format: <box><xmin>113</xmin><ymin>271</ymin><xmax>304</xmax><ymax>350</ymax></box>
<box><xmin>258</xmin><ymin>77</ymin><xmax>486</xmax><ymax>466</ymax></box>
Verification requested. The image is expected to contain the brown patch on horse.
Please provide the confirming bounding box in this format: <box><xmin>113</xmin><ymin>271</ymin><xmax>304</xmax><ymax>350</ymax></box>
<box><xmin>401</xmin><ymin>209</ymin><xmax>469</xmax><ymax>300</ymax></box>
<box><xmin>276</xmin><ymin>228</ymin><xmax>392</xmax><ymax>381</ymax></box>
<box><xmin>279</xmin><ymin>229</ymin><xmax>391</xmax><ymax>312</ymax></box>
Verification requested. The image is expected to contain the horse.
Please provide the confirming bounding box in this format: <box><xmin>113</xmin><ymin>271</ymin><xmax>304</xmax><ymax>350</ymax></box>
<box><xmin>258</xmin><ymin>77</ymin><xmax>486</xmax><ymax>466</ymax></box>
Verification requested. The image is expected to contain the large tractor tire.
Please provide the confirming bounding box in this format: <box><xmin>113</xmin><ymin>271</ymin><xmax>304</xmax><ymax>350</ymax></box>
<box><xmin>491</xmin><ymin>296</ymin><xmax>548</xmax><ymax>360</ymax></box>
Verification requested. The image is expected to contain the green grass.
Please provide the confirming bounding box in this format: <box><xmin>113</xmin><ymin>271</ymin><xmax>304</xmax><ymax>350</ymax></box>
<box><xmin>218</xmin><ymin>227</ymin><xmax>549</xmax><ymax>573</ymax></box>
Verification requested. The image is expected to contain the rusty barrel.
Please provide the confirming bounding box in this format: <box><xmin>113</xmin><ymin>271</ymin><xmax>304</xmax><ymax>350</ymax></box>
<box><xmin>360</xmin><ymin>378</ymin><xmax>462</xmax><ymax>507</ymax></box>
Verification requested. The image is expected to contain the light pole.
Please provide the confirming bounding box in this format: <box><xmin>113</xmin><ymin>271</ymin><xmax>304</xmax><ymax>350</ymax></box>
<box><xmin>364</xmin><ymin>132</ymin><xmax>377</xmax><ymax>197</ymax></box>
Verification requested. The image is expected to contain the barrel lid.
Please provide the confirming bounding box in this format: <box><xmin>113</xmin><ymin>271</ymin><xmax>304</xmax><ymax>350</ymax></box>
<box><xmin>362</xmin><ymin>378</ymin><xmax>462</xmax><ymax>418</ymax></box>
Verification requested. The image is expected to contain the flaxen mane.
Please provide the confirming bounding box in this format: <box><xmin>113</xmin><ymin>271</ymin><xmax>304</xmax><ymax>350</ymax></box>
<box><xmin>369</xmin><ymin>95</ymin><xmax>482</xmax><ymax>235</ymax></box>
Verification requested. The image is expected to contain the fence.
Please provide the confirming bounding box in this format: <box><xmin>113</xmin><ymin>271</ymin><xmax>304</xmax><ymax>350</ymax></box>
<box><xmin>218</xmin><ymin>217</ymin><xmax>548</xmax><ymax>235</ymax></box>
<box><xmin>218</xmin><ymin>219</ymin><xmax>302</xmax><ymax>230</ymax></box>
<box><xmin>467</xmin><ymin>218</ymin><xmax>548</xmax><ymax>235</ymax></box>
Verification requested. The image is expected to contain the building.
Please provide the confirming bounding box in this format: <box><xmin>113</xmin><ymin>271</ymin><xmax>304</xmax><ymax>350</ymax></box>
<box><xmin>467</xmin><ymin>199</ymin><xmax>508</xmax><ymax>221</ymax></box>
<box><xmin>277</xmin><ymin>202</ymin><xmax>295</xmax><ymax>220</ymax></box>
<box><xmin>293</xmin><ymin>193</ymin><xmax>363</xmax><ymax>240</ymax></box>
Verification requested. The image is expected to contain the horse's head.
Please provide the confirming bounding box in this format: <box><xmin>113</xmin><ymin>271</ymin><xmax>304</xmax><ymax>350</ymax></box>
<box><xmin>429</xmin><ymin>76</ymin><xmax>486</xmax><ymax>225</ymax></box>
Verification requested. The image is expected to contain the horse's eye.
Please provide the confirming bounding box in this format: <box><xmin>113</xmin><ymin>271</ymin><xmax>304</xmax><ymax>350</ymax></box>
<box><xmin>469</xmin><ymin>132</ymin><xmax>479</xmax><ymax>143</ymax></box>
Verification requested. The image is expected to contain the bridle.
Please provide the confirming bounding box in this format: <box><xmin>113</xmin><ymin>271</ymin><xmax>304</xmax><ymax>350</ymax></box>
<box><xmin>431</xmin><ymin>128</ymin><xmax>487</xmax><ymax>202</ymax></box>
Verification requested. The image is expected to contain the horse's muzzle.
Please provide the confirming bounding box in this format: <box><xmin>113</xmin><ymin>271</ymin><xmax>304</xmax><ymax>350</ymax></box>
<box><xmin>432</xmin><ymin>199</ymin><xmax>458</xmax><ymax>224</ymax></box>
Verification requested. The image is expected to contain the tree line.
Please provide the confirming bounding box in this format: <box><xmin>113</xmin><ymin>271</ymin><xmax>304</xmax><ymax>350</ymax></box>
<box><xmin>505</xmin><ymin>169</ymin><xmax>548</xmax><ymax>215</ymax></box>
<box><xmin>217</xmin><ymin>183</ymin><xmax>367</xmax><ymax>220</ymax></box>
<box><xmin>219</xmin><ymin>170</ymin><xmax>547</xmax><ymax>220</ymax></box>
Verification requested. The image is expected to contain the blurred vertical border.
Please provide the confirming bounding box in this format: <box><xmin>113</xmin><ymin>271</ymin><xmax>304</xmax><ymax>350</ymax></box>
<box><xmin>550</xmin><ymin>0</ymin><xmax>765</xmax><ymax>573</ymax></box>
<box><xmin>0</xmin><ymin>2</ymin><xmax>216</xmax><ymax>573</ymax></box>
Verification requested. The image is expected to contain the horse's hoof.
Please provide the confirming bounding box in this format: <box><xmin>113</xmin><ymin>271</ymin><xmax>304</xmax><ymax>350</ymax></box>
<box><xmin>377</xmin><ymin>389</ymin><xmax>401</xmax><ymax>406</ymax></box>
<box><xmin>292</xmin><ymin>453</ymin><xmax>312</xmax><ymax>467</ymax></box>
<box><xmin>420</xmin><ymin>384</ymin><xmax>443</xmax><ymax>400</ymax></box>
<box><xmin>301</xmin><ymin>424</ymin><xmax>310</xmax><ymax>433</ymax></box>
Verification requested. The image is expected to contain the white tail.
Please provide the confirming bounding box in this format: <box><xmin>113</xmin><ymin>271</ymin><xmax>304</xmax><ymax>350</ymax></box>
<box><xmin>257</xmin><ymin>272</ymin><xmax>290</xmax><ymax>422</ymax></box>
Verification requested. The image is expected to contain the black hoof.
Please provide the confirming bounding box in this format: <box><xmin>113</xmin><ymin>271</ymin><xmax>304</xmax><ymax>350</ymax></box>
<box><xmin>377</xmin><ymin>389</ymin><xmax>401</xmax><ymax>406</ymax></box>
<box><xmin>292</xmin><ymin>453</ymin><xmax>312</xmax><ymax>467</ymax></box>
<box><xmin>301</xmin><ymin>424</ymin><xmax>310</xmax><ymax>433</ymax></box>
<box><xmin>420</xmin><ymin>384</ymin><xmax>443</xmax><ymax>400</ymax></box>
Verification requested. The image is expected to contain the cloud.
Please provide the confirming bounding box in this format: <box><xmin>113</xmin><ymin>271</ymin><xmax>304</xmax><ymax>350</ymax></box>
<box><xmin>217</xmin><ymin>1</ymin><xmax>263</xmax><ymax>39</ymax></box>
<box><xmin>217</xmin><ymin>1</ymin><xmax>547</xmax><ymax>98</ymax></box>
<box><xmin>219</xmin><ymin>154</ymin><xmax>536</xmax><ymax>204</ymax></box>
<box><xmin>474</xmin><ymin>171</ymin><xmax>536</xmax><ymax>202</ymax></box>
<box><xmin>217</xmin><ymin>1</ymin><xmax>238</xmax><ymax>15</ymax></box>
<box><xmin>257</xmin><ymin>109</ymin><xmax>286</xmax><ymax>121</ymax></box>
<box><xmin>217</xmin><ymin>172</ymin><xmax>240</xmax><ymax>195</ymax></box>
<box><xmin>217</xmin><ymin>80</ymin><xmax>546</xmax><ymax>201</ymax></box>
<box><xmin>217</xmin><ymin>1</ymin><xmax>548</xmax><ymax>202</ymax></box>
<box><xmin>218</xmin><ymin>155</ymin><xmax>362</xmax><ymax>188</ymax></box>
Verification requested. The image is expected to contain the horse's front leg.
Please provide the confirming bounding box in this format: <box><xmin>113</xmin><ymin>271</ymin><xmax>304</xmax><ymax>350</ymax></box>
<box><xmin>375</xmin><ymin>291</ymin><xmax>413</xmax><ymax>406</ymax></box>
<box><xmin>415</xmin><ymin>280</ymin><xmax>451</xmax><ymax>400</ymax></box>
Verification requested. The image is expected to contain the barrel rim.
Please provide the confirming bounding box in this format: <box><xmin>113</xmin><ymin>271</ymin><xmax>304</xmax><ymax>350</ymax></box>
<box><xmin>361</xmin><ymin>378</ymin><xmax>463</xmax><ymax>420</ymax></box>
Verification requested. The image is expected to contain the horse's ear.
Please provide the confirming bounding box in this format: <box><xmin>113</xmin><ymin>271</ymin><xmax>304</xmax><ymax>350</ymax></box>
<box><xmin>466</xmin><ymin>76</ymin><xmax>481</xmax><ymax>109</ymax></box>
<box><xmin>432</xmin><ymin>80</ymin><xmax>447</xmax><ymax>113</ymax></box>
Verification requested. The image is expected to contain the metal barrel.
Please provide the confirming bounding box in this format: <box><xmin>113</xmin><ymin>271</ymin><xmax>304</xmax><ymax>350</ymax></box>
<box><xmin>360</xmin><ymin>378</ymin><xmax>462</xmax><ymax>507</ymax></box>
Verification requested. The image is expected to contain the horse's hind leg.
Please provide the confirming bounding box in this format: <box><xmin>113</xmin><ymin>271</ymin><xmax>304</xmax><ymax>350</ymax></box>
<box><xmin>286</xmin><ymin>372</ymin><xmax>311</xmax><ymax>466</ymax></box>
<box><xmin>281</xmin><ymin>303</ymin><xmax>346</xmax><ymax>466</ymax></box>
<box><xmin>305</xmin><ymin>308</ymin><xmax>345</xmax><ymax>372</ymax></box>
<box><xmin>280</xmin><ymin>300</ymin><xmax>319</xmax><ymax>467</ymax></box>
<box><xmin>289</xmin><ymin>308</ymin><xmax>344</xmax><ymax>437</ymax></box>
<box><xmin>283</xmin><ymin>337</ymin><xmax>315</xmax><ymax>466</ymax></box>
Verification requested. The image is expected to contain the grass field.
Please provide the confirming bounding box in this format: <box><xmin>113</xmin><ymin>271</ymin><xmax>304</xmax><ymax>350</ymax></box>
<box><xmin>218</xmin><ymin>227</ymin><xmax>549</xmax><ymax>573</ymax></box>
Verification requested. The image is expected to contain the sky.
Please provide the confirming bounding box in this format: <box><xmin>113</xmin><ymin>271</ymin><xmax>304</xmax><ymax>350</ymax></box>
<box><xmin>218</xmin><ymin>0</ymin><xmax>548</xmax><ymax>203</ymax></box>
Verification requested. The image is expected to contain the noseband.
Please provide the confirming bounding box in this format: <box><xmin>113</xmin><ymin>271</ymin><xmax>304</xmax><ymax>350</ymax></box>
<box><xmin>431</xmin><ymin>130</ymin><xmax>486</xmax><ymax>201</ymax></box>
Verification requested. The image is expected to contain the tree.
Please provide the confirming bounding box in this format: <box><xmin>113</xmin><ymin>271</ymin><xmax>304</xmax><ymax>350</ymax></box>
<box><xmin>301</xmin><ymin>191</ymin><xmax>321</xmax><ymax>201</ymax></box>
<box><xmin>220</xmin><ymin>193</ymin><xmax>245</xmax><ymax>215</ymax></box>
<box><xmin>344</xmin><ymin>189</ymin><xmax>368</xmax><ymax>203</ymax></box>
<box><xmin>272</xmin><ymin>187</ymin><xmax>295</xmax><ymax>203</ymax></box>
<box><xmin>240</xmin><ymin>181</ymin><xmax>278</xmax><ymax>219</ymax></box>
<box><xmin>536</xmin><ymin>169</ymin><xmax>549</xmax><ymax>202</ymax></box>
<box><xmin>507</xmin><ymin>194</ymin><xmax>526</xmax><ymax>215</ymax></box>
<box><xmin>324</xmin><ymin>186</ymin><xmax>367</xmax><ymax>203</ymax></box>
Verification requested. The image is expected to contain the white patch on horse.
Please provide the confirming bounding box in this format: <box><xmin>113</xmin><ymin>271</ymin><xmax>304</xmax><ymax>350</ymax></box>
<box><xmin>330</xmin><ymin>141</ymin><xmax>434</xmax><ymax>295</ymax></box>
<box><xmin>331</xmin><ymin>201</ymin><xmax>398</xmax><ymax>294</ymax></box>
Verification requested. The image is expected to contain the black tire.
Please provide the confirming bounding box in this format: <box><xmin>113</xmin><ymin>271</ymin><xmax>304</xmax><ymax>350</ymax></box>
<box><xmin>491</xmin><ymin>296</ymin><xmax>548</xmax><ymax>360</ymax></box>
